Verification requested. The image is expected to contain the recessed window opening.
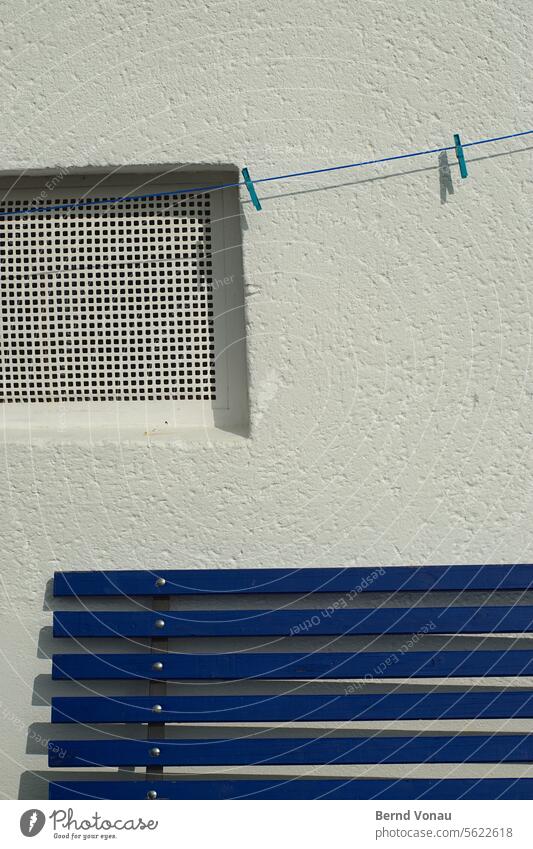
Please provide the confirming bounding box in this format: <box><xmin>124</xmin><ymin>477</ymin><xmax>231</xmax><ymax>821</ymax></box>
<box><xmin>0</xmin><ymin>170</ymin><xmax>248</xmax><ymax>435</ymax></box>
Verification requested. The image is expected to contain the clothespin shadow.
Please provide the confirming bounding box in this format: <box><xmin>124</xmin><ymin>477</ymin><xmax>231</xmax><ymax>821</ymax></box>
<box><xmin>438</xmin><ymin>150</ymin><xmax>454</xmax><ymax>204</ymax></box>
<box><xmin>241</xmin><ymin>167</ymin><xmax>262</xmax><ymax>211</ymax></box>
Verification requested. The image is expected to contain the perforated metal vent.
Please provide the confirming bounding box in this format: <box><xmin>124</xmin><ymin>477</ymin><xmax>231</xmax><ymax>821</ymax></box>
<box><xmin>0</xmin><ymin>191</ymin><xmax>216</xmax><ymax>403</ymax></box>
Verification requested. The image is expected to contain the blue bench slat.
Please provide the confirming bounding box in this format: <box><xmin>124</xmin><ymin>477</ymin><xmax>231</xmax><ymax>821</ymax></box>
<box><xmin>53</xmin><ymin>565</ymin><xmax>533</xmax><ymax>596</ymax></box>
<box><xmin>53</xmin><ymin>606</ymin><xmax>533</xmax><ymax>637</ymax></box>
<box><xmin>48</xmin><ymin>778</ymin><xmax>533</xmax><ymax>800</ymax></box>
<box><xmin>52</xmin><ymin>650</ymin><xmax>533</xmax><ymax>680</ymax></box>
<box><xmin>51</xmin><ymin>691</ymin><xmax>533</xmax><ymax>723</ymax></box>
<box><xmin>48</xmin><ymin>734</ymin><xmax>533</xmax><ymax>767</ymax></box>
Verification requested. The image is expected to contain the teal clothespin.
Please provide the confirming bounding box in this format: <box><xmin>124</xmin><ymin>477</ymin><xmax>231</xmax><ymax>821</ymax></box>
<box><xmin>242</xmin><ymin>167</ymin><xmax>262</xmax><ymax>211</ymax></box>
<box><xmin>454</xmin><ymin>133</ymin><xmax>468</xmax><ymax>179</ymax></box>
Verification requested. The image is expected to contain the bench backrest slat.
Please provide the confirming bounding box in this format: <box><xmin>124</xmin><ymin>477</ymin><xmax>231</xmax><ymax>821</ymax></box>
<box><xmin>49</xmin><ymin>734</ymin><xmax>533</xmax><ymax>767</ymax></box>
<box><xmin>48</xmin><ymin>778</ymin><xmax>533</xmax><ymax>801</ymax></box>
<box><xmin>50</xmin><ymin>691</ymin><xmax>533</xmax><ymax>723</ymax></box>
<box><xmin>53</xmin><ymin>564</ymin><xmax>533</xmax><ymax>596</ymax></box>
<box><xmin>52</xmin><ymin>649</ymin><xmax>533</xmax><ymax>680</ymax></box>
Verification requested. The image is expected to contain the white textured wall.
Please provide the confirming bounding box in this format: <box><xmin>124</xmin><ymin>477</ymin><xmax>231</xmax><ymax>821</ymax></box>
<box><xmin>0</xmin><ymin>0</ymin><xmax>531</xmax><ymax>799</ymax></box>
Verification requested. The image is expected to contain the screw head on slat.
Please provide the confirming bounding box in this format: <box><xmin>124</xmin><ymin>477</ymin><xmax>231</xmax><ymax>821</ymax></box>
<box><xmin>154</xmin><ymin>619</ymin><xmax>165</xmax><ymax>629</ymax></box>
<box><xmin>147</xmin><ymin>790</ymin><xmax>158</xmax><ymax>799</ymax></box>
<box><xmin>152</xmin><ymin>704</ymin><xmax>163</xmax><ymax>713</ymax></box>
<box><xmin>155</xmin><ymin>577</ymin><xmax>166</xmax><ymax>588</ymax></box>
<box><xmin>149</xmin><ymin>747</ymin><xmax>161</xmax><ymax>757</ymax></box>
<box><xmin>152</xmin><ymin>661</ymin><xmax>164</xmax><ymax>671</ymax></box>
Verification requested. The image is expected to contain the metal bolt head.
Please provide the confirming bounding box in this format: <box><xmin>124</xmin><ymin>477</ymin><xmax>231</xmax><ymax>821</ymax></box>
<box><xmin>152</xmin><ymin>661</ymin><xmax>164</xmax><ymax>671</ymax></box>
<box><xmin>154</xmin><ymin>619</ymin><xmax>165</xmax><ymax>629</ymax></box>
<box><xmin>149</xmin><ymin>747</ymin><xmax>161</xmax><ymax>758</ymax></box>
<box><xmin>152</xmin><ymin>704</ymin><xmax>163</xmax><ymax>713</ymax></box>
<box><xmin>155</xmin><ymin>577</ymin><xmax>166</xmax><ymax>588</ymax></box>
<box><xmin>146</xmin><ymin>790</ymin><xmax>158</xmax><ymax>799</ymax></box>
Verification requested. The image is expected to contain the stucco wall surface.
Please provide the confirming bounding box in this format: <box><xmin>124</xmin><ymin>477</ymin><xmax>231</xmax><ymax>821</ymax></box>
<box><xmin>0</xmin><ymin>0</ymin><xmax>531</xmax><ymax>798</ymax></box>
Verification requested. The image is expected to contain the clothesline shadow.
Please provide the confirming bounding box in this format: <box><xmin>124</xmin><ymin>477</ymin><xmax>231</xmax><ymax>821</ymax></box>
<box><xmin>241</xmin><ymin>145</ymin><xmax>533</xmax><ymax>207</ymax></box>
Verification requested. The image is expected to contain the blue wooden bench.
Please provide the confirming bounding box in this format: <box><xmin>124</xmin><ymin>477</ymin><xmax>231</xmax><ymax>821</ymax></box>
<box><xmin>48</xmin><ymin>565</ymin><xmax>533</xmax><ymax>800</ymax></box>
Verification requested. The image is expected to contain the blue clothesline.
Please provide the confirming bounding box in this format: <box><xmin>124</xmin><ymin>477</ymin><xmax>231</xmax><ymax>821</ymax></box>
<box><xmin>0</xmin><ymin>128</ymin><xmax>531</xmax><ymax>219</ymax></box>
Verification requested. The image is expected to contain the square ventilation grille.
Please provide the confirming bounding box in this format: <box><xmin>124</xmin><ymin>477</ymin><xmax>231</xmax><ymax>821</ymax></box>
<box><xmin>1</xmin><ymin>192</ymin><xmax>215</xmax><ymax>403</ymax></box>
<box><xmin>0</xmin><ymin>174</ymin><xmax>248</xmax><ymax>436</ymax></box>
